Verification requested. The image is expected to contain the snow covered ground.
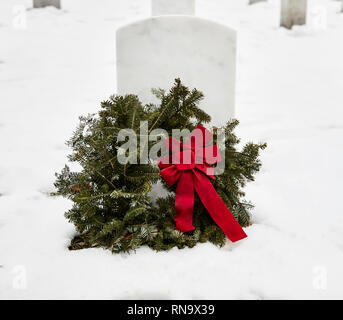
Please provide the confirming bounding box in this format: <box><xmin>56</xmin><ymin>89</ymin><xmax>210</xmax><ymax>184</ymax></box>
<box><xmin>1</xmin><ymin>0</ymin><xmax>343</xmax><ymax>299</ymax></box>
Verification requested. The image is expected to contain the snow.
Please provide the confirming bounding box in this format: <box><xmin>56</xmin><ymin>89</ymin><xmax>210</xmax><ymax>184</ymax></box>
<box><xmin>1</xmin><ymin>0</ymin><xmax>343</xmax><ymax>299</ymax></box>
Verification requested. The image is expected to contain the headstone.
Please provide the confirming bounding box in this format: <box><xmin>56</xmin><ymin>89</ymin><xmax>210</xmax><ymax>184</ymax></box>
<box><xmin>151</xmin><ymin>0</ymin><xmax>195</xmax><ymax>16</ymax></box>
<box><xmin>280</xmin><ymin>0</ymin><xmax>307</xmax><ymax>29</ymax></box>
<box><xmin>249</xmin><ymin>0</ymin><xmax>266</xmax><ymax>5</ymax></box>
<box><xmin>33</xmin><ymin>0</ymin><xmax>61</xmax><ymax>9</ymax></box>
<box><xmin>116</xmin><ymin>16</ymin><xmax>236</xmax><ymax>126</ymax></box>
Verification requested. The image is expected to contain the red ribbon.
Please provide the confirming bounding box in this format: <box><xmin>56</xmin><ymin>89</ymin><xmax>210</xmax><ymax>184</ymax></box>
<box><xmin>158</xmin><ymin>125</ymin><xmax>247</xmax><ymax>242</ymax></box>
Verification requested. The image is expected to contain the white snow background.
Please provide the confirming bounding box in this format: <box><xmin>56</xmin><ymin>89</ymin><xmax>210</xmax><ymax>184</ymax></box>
<box><xmin>0</xmin><ymin>0</ymin><xmax>343</xmax><ymax>299</ymax></box>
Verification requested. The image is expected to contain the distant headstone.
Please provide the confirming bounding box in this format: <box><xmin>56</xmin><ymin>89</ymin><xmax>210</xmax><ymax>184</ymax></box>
<box><xmin>152</xmin><ymin>0</ymin><xmax>195</xmax><ymax>16</ymax></box>
<box><xmin>280</xmin><ymin>0</ymin><xmax>307</xmax><ymax>29</ymax></box>
<box><xmin>33</xmin><ymin>0</ymin><xmax>61</xmax><ymax>9</ymax></box>
<box><xmin>249</xmin><ymin>0</ymin><xmax>266</xmax><ymax>5</ymax></box>
<box><xmin>116</xmin><ymin>16</ymin><xmax>237</xmax><ymax>126</ymax></box>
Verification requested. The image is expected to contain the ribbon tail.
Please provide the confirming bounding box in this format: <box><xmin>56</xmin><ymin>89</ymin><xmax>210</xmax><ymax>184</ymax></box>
<box><xmin>174</xmin><ymin>171</ymin><xmax>195</xmax><ymax>233</ymax></box>
<box><xmin>193</xmin><ymin>169</ymin><xmax>247</xmax><ymax>242</ymax></box>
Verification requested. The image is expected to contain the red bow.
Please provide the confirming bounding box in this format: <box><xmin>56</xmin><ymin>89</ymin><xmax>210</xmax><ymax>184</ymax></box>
<box><xmin>158</xmin><ymin>124</ymin><xmax>247</xmax><ymax>242</ymax></box>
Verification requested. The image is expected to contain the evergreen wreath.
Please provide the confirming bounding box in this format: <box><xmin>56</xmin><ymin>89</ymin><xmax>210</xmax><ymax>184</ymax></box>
<box><xmin>54</xmin><ymin>79</ymin><xmax>266</xmax><ymax>253</ymax></box>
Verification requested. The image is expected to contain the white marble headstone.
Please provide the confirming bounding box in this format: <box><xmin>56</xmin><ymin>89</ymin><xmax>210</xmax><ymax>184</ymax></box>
<box><xmin>151</xmin><ymin>0</ymin><xmax>195</xmax><ymax>16</ymax></box>
<box><xmin>33</xmin><ymin>0</ymin><xmax>60</xmax><ymax>9</ymax></box>
<box><xmin>249</xmin><ymin>0</ymin><xmax>266</xmax><ymax>5</ymax></box>
<box><xmin>116</xmin><ymin>16</ymin><xmax>236</xmax><ymax>126</ymax></box>
<box><xmin>280</xmin><ymin>0</ymin><xmax>307</xmax><ymax>29</ymax></box>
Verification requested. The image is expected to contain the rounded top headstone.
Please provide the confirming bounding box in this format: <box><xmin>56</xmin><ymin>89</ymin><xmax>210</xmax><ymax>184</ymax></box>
<box><xmin>116</xmin><ymin>16</ymin><xmax>237</xmax><ymax>126</ymax></box>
